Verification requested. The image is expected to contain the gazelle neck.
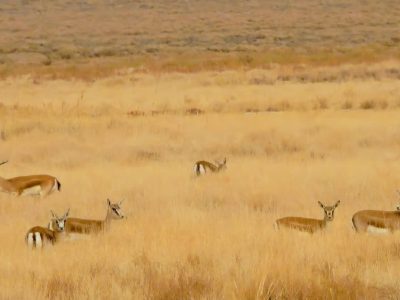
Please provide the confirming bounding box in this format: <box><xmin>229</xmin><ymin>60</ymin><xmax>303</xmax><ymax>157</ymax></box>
<box><xmin>103</xmin><ymin>208</ymin><xmax>114</xmax><ymax>228</ymax></box>
<box><xmin>54</xmin><ymin>229</ymin><xmax>64</xmax><ymax>236</ymax></box>
<box><xmin>323</xmin><ymin>215</ymin><xmax>334</xmax><ymax>225</ymax></box>
<box><xmin>0</xmin><ymin>177</ymin><xmax>17</xmax><ymax>193</ymax></box>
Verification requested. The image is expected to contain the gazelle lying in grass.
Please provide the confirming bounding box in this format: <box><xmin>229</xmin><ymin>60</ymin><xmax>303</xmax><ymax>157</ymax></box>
<box><xmin>0</xmin><ymin>160</ymin><xmax>61</xmax><ymax>197</ymax></box>
<box><xmin>194</xmin><ymin>158</ymin><xmax>227</xmax><ymax>176</ymax></box>
<box><xmin>352</xmin><ymin>191</ymin><xmax>400</xmax><ymax>234</ymax></box>
<box><xmin>49</xmin><ymin>199</ymin><xmax>124</xmax><ymax>236</ymax></box>
<box><xmin>26</xmin><ymin>209</ymin><xmax>69</xmax><ymax>249</ymax></box>
<box><xmin>275</xmin><ymin>201</ymin><xmax>341</xmax><ymax>233</ymax></box>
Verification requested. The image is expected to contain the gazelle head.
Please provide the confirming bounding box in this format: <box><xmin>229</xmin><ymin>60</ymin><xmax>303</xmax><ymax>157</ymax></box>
<box><xmin>50</xmin><ymin>209</ymin><xmax>70</xmax><ymax>232</ymax></box>
<box><xmin>216</xmin><ymin>157</ymin><xmax>227</xmax><ymax>170</ymax></box>
<box><xmin>107</xmin><ymin>199</ymin><xmax>125</xmax><ymax>219</ymax></box>
<box><xmin>318</xmin><ymin>201</ymin><xmax>340</xmax><ymax>221</ymax></box>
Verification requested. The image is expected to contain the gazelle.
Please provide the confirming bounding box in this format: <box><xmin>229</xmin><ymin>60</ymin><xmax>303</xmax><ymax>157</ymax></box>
<box><xmin>0</xmin><ymin>160</ymin><xmax>61</xmax><ymax>197</ymax></box>
<box><xmin>49</xmin><ymin>199</ymin><xmax>124</xmax><ymax>235</ymax></box>
<box><xmin>352</xmin><ymin>191</ymin><xmax>400</xmax><ymax>233</ymax></box>
<box><xmin>26</xmin><ymin>209</ymin><xmax>69</xmax><ymax>249</ymax></box>
<box><xmin>275</xmin><ymin>201</ymin><xmax>341</xmax><ymax>233</ymax></box>
<box><xmin>194</xmin><ymin>158</ymin><xmax>227</xmax><ymax>176</ymax></box>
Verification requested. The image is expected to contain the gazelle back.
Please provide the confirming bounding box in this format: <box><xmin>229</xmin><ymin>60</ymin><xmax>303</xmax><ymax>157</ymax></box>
<box><xmin>0</xmin><ymin>160</ymin><xmax>61</xmax><ymax>197</ymax></box>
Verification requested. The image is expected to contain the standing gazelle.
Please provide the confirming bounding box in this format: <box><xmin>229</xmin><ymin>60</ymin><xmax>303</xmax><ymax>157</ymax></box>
<box><xmin>0</xmin><ymin>160</ymin><xmax>61</xmax><ymax>197</ymax></box>
<box><xmin>352</xmin><ymin>191</ymin><xmax>400</xmax><ymax>233</ymax></box>
<box><xmin>49</xmin><ymin>199</ymin><xmax>124</xmax><ymax>235</ymax></box>
<box><xmin>26</xmin><ymin>209</ymin><xmax>69</xmax><ymax>249</ymax></box>
<box><xmin>275</xmin><ymin>201</ymin><xmax>341</xmax><ymax>233</ymax></box>
<box><xmin>194</xmin><ymin>158</ymin><xmax>227</xmax><ymax>176</ymax></box>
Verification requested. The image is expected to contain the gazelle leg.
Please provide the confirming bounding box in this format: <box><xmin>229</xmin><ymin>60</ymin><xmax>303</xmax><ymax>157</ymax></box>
<box><xmin>27</xmin><ymin>233</ymin><xmax>34</xmax><ymax>249</ymax></box>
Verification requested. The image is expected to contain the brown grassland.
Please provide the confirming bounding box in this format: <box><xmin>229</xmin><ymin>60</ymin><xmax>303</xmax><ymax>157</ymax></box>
<box><xmin>1</xmin><ymin>0</ymin><xmax>400</xmax><ymax>299</ymax></box>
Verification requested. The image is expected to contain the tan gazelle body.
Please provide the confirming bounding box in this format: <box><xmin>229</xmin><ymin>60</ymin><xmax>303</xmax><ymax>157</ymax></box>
<box><xmin>275</xmin><ymin>201</ymin><xmax>341</xmax><ymax>233</ymax></box>
<box><xmin>352</xmin><ymin>191</ymin><xmax>400</xmax><ymax>234</ymax></box>
<box><xmin>49</xmin><ymin>199</ymin><xmax>124</xmax><ymax>235</ymax></box>
<box><xmin>0</xmin><ymin>160</ymin><xmax>61</xmax><ymax>197</ymax></box>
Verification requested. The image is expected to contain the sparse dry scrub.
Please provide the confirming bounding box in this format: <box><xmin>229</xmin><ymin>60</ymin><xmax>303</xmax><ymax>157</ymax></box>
<box><xmin>0</xmin><ymin>62</ymin><xmax>399</xmax><ymax>115</ymax></box>
<box><xmin>0</xmin><ymin>0</ymin><xmax>400</xmax><ymax>76</ymax></box>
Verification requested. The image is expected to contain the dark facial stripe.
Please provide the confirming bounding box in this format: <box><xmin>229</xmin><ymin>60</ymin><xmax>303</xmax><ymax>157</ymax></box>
<box><xmin>112</xmin><ymin>207</ymin><xmax>120</xmax><ymax>216</ymax></box>
<box><xmin>196</xmin><ymin>163</ymin><xmax>200</xmax><ymax>175</ymax></box>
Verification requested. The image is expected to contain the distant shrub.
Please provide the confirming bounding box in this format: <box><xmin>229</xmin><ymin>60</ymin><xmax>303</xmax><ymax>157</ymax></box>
<box><xmin>127</xmin><ymin>110</ymin><xmax>145</xmax><ymax>117</ymax></box>
<box><xmin>185</xmin><ymin>108</ymin><xmax>204</xmax><ymax>115</ymax></box>
<box><xmin>360</xmin><ymin>100</ymin><xmax>376</xmax><ymax>110</ymax></box>
<box><xmin>135</xmin><ymin>151</ymin><xmax>160</xmax><ymax>161</ymax></box>
<box><xmin>0</xmin><ymin>130</ymin><xmax>6</xmax><ymax>141</ymax></box>
<box><xmin>248</xmin><ymin>75</ymin><xmax>275</xmax><ymax>85</ymax></box>
<box><xmin>313</xmin><ymin>97</ymin><xmax>328</xmax><ymax>110</ymax></box>
<box><xmin>276</xmin><ymin>100</ymin><xmax>291</xmax><ymax>111</ymax></box>
<box><xmin>341</xmin><ymin>100</ymin><xmax>353</xmax><ymax>110</ymax></box>
<box><xmin>378</xmin><ymin>100</ymin><xmax>388</xmax><ymax>109</ymax></box>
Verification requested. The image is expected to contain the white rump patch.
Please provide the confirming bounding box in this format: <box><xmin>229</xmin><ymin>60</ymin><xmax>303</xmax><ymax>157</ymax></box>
<box><xmin>34</xmin><ymin>232</ymin><xmax>42</xmax><ymax>248</ymax></box>
<box><xmin>194</xmin><ymin>163</ymin><xmax>206</xmax><ymax>175</ymax></box>
<box><xmin>367</xmin><ymin>226</ymin><xmax>389</xmax><ymax>234</ymax></box>
<box><xmin>27</xmin><ymin>233</ymin><xmax>34</xmax><ymax>247</ymax></box>
<box><xmin>21</xmin><ymin>185</ymin><xmax>42</xmax><ymax>196</ymax></box>
<box><xmin>199</xmin><ymin>165</ymin><xmax>206</xmax><ymax>174</ymax></box>
<box><xmin>273</xmin><ymin>221</ymin><xmax>279</xmax><ymax>230</ymax></box>
<box><xmin>51</xmin><ymin>180</ymin><xmax>58</xmax><ymax>192</ymax></box>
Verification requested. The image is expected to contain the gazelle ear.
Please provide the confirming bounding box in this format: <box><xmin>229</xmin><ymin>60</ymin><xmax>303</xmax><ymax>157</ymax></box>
<box><xmin>64</xmin><ymin>208</ymin><xmax>70</xmax><ymax>218</ymax></box>
<box><xmin>107</xmin><ymin>199</ymin><xmax>111</xmax><ymax>206</ymax></box>
<box><xmin>334</xmin><ymin>200</ymin><xmax>341</xmax><ymax>208</ymax></box>
<box><xmin>119</xmin><ymin>200</ymin><xmax>124</xmax><ymax>206</ymax></box>
<box><xmin>50</xmin><ymin>210</ymin><xmax>57</xmax><ymax>219</ymax></box>
<box><xmin>318</xmin><ymin>201</ymin><xmax>324</xmax><ymax>208</ymax></box>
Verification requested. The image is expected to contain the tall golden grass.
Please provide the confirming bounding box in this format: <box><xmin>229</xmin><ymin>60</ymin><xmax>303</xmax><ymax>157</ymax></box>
<box><xmin>1</xmin><ymin>0</ymin><xmax>400</xmax><ymax>298</ymax></box>
<box><xmin>1</xmin><ymin>70</ymin><xmax>400</xmax><ymax>298</ymax></box>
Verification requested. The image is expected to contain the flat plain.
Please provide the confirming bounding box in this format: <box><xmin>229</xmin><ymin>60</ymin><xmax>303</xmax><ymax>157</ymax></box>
<box><xmin>1</xmin><ymin>1</ymin><xmax>400</xmax><ymax>299</ymax></box>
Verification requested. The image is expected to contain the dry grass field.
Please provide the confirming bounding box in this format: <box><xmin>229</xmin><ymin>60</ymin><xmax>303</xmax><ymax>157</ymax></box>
<box><xmin>1</xmin><ymin>0</ymin><xmax>400</xmax><ymax>299</ymax></box>
<box><xmin>1</xmin><ymin>69</ymin><xmax>400</xmax><ymax>299</ymax></box>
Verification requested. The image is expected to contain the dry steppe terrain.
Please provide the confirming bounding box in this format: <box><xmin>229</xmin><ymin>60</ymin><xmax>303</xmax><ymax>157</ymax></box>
<box><xmin>1</xmin><ymin>1</ymin><xmax>400</xmax><ymax>299</ymax></box>
<box><xmin>0</xmin><ymin>0</ymin><xmax>399</xmax><ymax>75</ymax></box>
